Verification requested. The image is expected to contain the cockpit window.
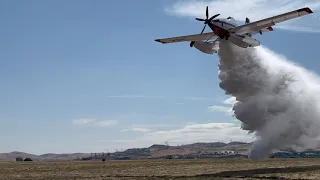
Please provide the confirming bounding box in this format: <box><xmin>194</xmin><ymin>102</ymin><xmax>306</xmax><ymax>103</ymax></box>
<box><xmin>226</xmin><ymin>17</ymin><xmax>236</xmax><ymax>24</ymax></box>
<box><xmin>211</xmin><ymin>17</ymin><xmax>237</xmax><ymax>26</ymax></box>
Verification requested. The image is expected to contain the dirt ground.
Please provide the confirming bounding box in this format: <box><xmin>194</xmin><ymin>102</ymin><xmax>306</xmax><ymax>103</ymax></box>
<box><xmin>1</xmin><ymin>158</ymin><xmax>320</xmax><ymax>179</ymax></box>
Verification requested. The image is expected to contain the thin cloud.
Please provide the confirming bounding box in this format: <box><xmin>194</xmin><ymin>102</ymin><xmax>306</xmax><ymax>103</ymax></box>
<box><xmin>97</xmin><ymin>122</ymin><xmax>254</xmax><ymax>151</ymax></box>
<box><xmin>107</xmin><ymin>95</ymin><xmax>214</xmax><ymax>102</ymax></box>
<box><xmin>207</xmin><ymin>105</ymin><xmax>233</xmax><ymax>115</ymax></box>
<box><xmin>184</xmin><ymin>96</ymin><xmax>210</xmax><ymax>100</ymax></box>
<box><xmin>92</xmin><ymin>120</ymin><xmax>118</xmax><ymax>127</ymax></box>
<box><xmin>223</xmin><ymin>96</ymin><xmax>237</xmax><ymax>105</ymax></box>
<box><xmin>121</xmin><ymin>123</ymin><xmax>180</xmax><ymax>133</ymax></box>
<box><xmin>72</xmin><ymin>119</ymin><xmax>118</xmax><ymax>127</ymax></box>
<box><xmin>176</xmin><ymin>102</ymin><xmax>185</xmax><ymax>105</ymax></box>
<box><xmin>121</xmin><ymin>128</ymin><xmax>153</xmax><ymax>133</ymax></box>
<box><xmin>72</xmin><ymin>119</ymin><xmax>95</xmax><ymax>125</ymax></box>
<box><xmin>131</xmin><ymin>123</ymin><xmax>179</xmax><ymax>129</ymax></box>
<box><xmin>166</xmin><ymin>0</ymin><xmax>320</xmax><ymax>33</ymax></box>
<box><xmin>107</xmin><ymin>95</ymin><xmax>164</xmax><ymax>99</ymax></box>
<box><xmin>207</xmin><ymin>96</ymin><xmax>237</xmax><ymax>115</ymax></box>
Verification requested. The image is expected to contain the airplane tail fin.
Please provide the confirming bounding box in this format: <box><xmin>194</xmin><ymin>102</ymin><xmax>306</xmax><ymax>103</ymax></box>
<box><xmin>245</xmin><ymin>17</ymin><xmax>250</xmax><ymax>24</ymax></box>
<box><xmin>244</xmin><ymin>17</ymin><xmax>272</xmax><ymax>36</ymax></box>
<box><xmin>245</xmin><ymin>17</ymin><xmax>252</xmax><ymax>37</ymax></box>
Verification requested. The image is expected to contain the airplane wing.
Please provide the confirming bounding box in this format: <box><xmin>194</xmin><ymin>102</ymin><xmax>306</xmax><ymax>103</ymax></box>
<box><xmin>230</xmin><ymin>7</ymin><xmax>313</xmax><ymax>35</ymax></box>
<box><xmin>251</xmin><ymin>26</ymin><xmax>274</xmax><ymax>35</ymax></box>
<box><xmin>155</xmin><ymin>32</ymin><xmax>217</xmax><ymax>44</ymax></box>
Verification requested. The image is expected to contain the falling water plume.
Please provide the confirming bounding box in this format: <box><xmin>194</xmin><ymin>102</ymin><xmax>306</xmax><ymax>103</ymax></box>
<box><xmin>217</xmin><ymin>39</ymin><xmax>320</xmax><ymax>160</ymax></box>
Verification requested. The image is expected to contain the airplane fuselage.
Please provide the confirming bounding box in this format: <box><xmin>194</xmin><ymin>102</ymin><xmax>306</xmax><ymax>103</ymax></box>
<box><xmin>207</xmin><ymin>17</ymin><xmax>261</xmax><ymax>48</ymax></box>
<box><xmin>208</xmin><ymin>17</ymin><xmax>237</xmax><ymax>39</ymax></box>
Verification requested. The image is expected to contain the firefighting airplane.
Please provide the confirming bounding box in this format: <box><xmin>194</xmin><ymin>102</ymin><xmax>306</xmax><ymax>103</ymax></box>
<box><xmin>155</xmin><ymin>6</ymin><xmax>313</xmax><ymax>54</ymax></box>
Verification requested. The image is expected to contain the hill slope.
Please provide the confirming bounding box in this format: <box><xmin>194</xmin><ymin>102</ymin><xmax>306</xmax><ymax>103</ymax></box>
<box><xmin>0</xmin><ymin>142</ymin><xmax>251</xmax><ymax>161</ymax></box>
<box><xmin>3</xmin><ymin>141</ymin><xmax>320</xmax><ymax>161</ymax></box>
<box><xmin>0</xmin><ymin>152</ymin><xmax>90</xmax><ymax>161</ymax></box>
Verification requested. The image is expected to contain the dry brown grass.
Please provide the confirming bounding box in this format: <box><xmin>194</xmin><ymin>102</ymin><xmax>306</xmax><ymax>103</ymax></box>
<box><xmin>0</xmin><ymin>158</ymin><xmax>320</xmax><ymax>179</ymax></box>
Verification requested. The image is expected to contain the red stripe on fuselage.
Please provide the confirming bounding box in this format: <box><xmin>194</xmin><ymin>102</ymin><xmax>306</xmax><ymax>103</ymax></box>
<box><xmin>267</xmin><ymin>26</ymin><xmax>274</xmax><ymax>31</ymax></box>
<box><xmin>208</xmin><ymin>23</ymin><xmax>229</xmax><ymax>38</ymax></box>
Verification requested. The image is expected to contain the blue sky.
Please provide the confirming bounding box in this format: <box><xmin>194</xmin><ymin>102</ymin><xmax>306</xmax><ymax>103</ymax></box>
<box><xmin>1</xmin><ymin>0</ymin><xmax>320</xmax><ymax>154</ymax></box>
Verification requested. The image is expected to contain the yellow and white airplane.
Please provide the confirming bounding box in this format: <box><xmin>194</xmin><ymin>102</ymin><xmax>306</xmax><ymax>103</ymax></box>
<box><xmin>155</xmin><ymin>6</ymin><xmax>313</xmax><ymax>54</ymax></box>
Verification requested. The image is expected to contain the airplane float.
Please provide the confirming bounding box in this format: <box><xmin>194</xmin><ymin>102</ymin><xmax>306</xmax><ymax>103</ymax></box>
<box><xmin>155</xmin><ymin>6</ymin><xmax>313</xmax><ymax>54</ymax></box>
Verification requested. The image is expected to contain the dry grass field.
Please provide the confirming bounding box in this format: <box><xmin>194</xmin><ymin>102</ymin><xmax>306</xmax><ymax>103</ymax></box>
<box><xmin>1</xmin><ymin>158</ymin><xmax>320</xmax><ymax>180</ymax></box>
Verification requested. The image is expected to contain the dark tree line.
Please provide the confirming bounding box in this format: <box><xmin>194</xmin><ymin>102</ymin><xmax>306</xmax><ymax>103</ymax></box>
<box><xmin>16</xmin><ymin>157</ymin><xmax>33</xmax><ymax>161</ymax></box>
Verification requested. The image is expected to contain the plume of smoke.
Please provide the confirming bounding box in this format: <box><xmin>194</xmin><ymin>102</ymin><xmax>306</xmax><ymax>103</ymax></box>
<box><xmin>217</xmin><ymin>39</ymin><xmax>320</xmax><ymax>160</ymax></box>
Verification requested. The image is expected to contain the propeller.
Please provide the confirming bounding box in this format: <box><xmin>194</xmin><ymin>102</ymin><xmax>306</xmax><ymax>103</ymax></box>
<box><xmin>190</xmin><ymin>6</ymin><xmax>220</xmax><ymax>47</ymax></box>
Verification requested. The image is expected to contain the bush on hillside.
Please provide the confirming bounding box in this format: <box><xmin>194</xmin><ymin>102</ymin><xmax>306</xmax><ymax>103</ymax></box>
<box><xmin>16</xmin><ymin>157</ymin><xmax>23</xmax><ymax>161</ymax></box>
<box><xmin>24</xmin><ymin>157</ymin><xmax>33</xmax><ymax>161</ymax></box>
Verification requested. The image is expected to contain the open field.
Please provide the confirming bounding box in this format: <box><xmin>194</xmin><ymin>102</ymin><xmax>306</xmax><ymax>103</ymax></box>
<box><xmin>1</xmin><ymin>158</ymin><xmax>320</xmax><ymax>180</ymax></box>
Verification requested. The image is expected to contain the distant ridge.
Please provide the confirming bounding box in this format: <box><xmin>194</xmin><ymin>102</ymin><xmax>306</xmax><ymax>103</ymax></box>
<box><xmin>3</xmin><ymin>141</ymin><xmax>318</xmax><ymax>161</ymax></box>
<box><xmin>0</xmin><ymin>151</ymin><xmax>90</xmax><ymax>161</ymax></box>
<box><xmin>0</xmin><ymin>141</ymin><xmax>252</xmax><ymax>161</ymax></box>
